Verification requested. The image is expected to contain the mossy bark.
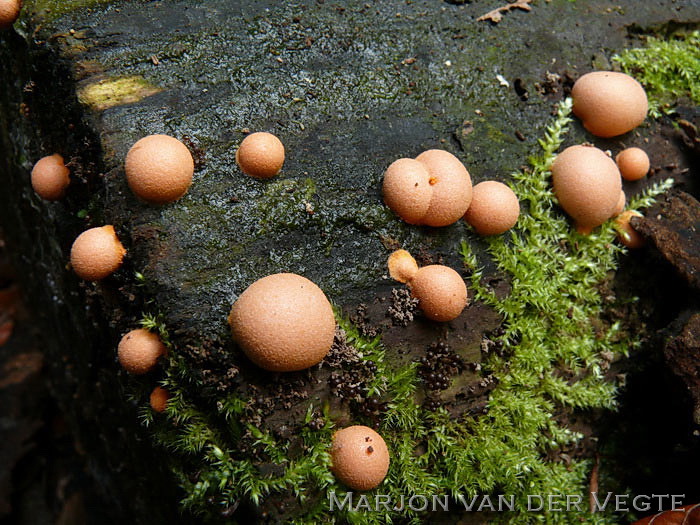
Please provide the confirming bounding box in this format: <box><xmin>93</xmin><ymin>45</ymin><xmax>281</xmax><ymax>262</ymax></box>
<box><xmin>1</xmin><ymin>0</ymin><xmax>699</xmax><ymax>522</ymax></box>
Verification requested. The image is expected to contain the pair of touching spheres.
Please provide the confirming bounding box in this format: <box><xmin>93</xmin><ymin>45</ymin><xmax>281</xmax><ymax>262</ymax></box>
<box><xmin>383</xmin><ymin>150</ymin><xmax>520</xmax><ymax>235</ymax></box>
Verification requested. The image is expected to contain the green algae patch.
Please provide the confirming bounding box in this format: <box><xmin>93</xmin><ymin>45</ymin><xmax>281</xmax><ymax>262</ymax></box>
<box><xmin>77</xmin><ymin>75</ymin><xmax>162</xmax><ymax>111</ymax></box>
<box><xmin>23</xmin><ymin>0</ymin><xmax>114</xmax><ymax>22</ymax></box>
<box><xmin>253</xmin><ymin>177</ymin><xmax>318</xmax><ymax>235</ymax></box>
<box><xmin>613</xmin><ymin>30</ymin><xmax>700</xmax><ymax>117</ymax></box>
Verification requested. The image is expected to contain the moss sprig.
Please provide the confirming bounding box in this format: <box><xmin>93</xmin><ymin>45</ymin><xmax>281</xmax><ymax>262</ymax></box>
<box><xmin>613</xmin><ymin>30</ymin><xmax>700</xmax><ymax>117</ymax></box>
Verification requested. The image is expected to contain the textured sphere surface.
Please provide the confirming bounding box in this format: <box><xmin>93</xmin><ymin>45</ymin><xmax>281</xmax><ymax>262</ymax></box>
<box><xmin>0</xmin><ymin>0</ymin><xmax>21</xmax><ymax>30</ymax></box>
<box><xmin>616</xmin><ymin>147</ymin><xmax>650</xmax><ymax>181</ymax></box>
<box><xmin>150</xmin><ymin>386</ymin><xmax>169</xmax><ymax>413</ymax></box>
<box><xmin>118</xmin><ymin>329</ymin><xmax>166</xmax><ymax>375</ymax></box>
<box><xmin>613</xmin><ymin>190</ymin><xmax>626</xmax><ymax>217</ymax></box>
<box><xmin>70</xmin><ymin>225</ymin><xmax>126</xmax><ymax>281</ymax></box>
<box><xmin>409</xmin><ymin>265</ymin><xmax>468</xmax><ymax>322</ymax></box>
<box><xmin>331</xmin><ymin>426</ymin><xmax>390</xmax><ymax>491</ymax></box>
<box><xmin>382</xmin><ymin>158</ymin><xmax>433</xmax><ymax>224</ymax></box>
<box><xmin>31</xmin><ymin>154</ymin><xmax>70</xmax><ymax>201</ymax></box>
<box><xmin>236</xmin><ymin>132</ymin><xmax>285</xmax><ymax>179</ymax></box>
<box><xmin>228</xmin><ymin>273</ymin><xmax>335</xmax><ymax>372</ymax></box>
<box><xmin>125</xmin><ymin>134</ymin><xmax>194</xmax><ymax>203</ymax></box>
<box><xmin>551</xmin><ymin>145</ymin><xmax>622</xmax><ymax>230</ymax></box>
<box><xmin>572</xmin><ymin>71</ymin><xmax>648</xmax><ymax>137</ymax></box>
<box><xmin>463</xmin><ymin>181</ymin><xmax>520</xmax><ymax>235</ymax></box>
<box><xmin>415</xmin><ymin>149</ymin><xmax>472</xmax><ymax>227</ymax></box>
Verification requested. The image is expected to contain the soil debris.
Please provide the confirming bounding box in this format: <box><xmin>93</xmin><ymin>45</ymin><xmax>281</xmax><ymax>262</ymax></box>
<box><xmin>534</xmin><ymin>71</ymin><xmax>576</xmax><ymax>99</ymax></box>
<box><xmin>321</xmin><ymin>327</ymin><xmax>361</xmax><ymax>369</ymax></box>
<box><xmin>349</xmin><ymin>304</ymin><xmax>380</xmax><ymax>338</ymax></box>
<box><xmin>417</xmin><ymin>341</ymin><xmax>465</xmax><ymax>391</ymax></box>
<box><xmin>387</xmin><ymin>288</ymin><xmax>419</xmax><ymax>327</ymax></box>
<box><xmin>328</xmin><ymin>360</ymin><xmax>376</xmax><ymax>404</ymax></box>
<box><xmin>665</xmin><ymin>313</ymin><xmax>700</xmax><ymax>424</ymax></box>
<box><xmin>182</xmin><ymin>340</ymin><xmax>240</xmax><ymax>392</ymax></box>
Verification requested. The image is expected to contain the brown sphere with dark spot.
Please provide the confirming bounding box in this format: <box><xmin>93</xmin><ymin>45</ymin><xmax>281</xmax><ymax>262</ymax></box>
<box><xmin>616</xmin><ymin>147</ymin><xmax>649</xmax><ymax>181</ymax></box>
<box><xmin>228</xmin><ymin>273</ymin><xmax>335</xmax><ymax>372</ymax></box>
<box><xmin>331</xmin><ymin>425</ymin><xmax>390</xmax><ymax>491</ymax></box>
<box><xmin>70</xmin><ymin>225</ymin><xmax>126</xmax><ymax>281</ymax></box>
<box><xmin>463</xmin><ymin>181</ymin><xmax>520</xmax><ymax>235</ymax></box>
<box><xmin>150</xmin><ymin>386</ymin><xmax>170</xmax><ymax>413</ymax></box>
<box><xmin>118</xmin><ymin>329</ymin><xmax>166</xmax><ymax>375</ymax></box>
<box><xmin>572</xmin><ymin>71</ymin><xmax>648</xmax><ymax>138</ymax></box>
<box><xmin>551</xmin><ymin>145</ymin><xmax>621</xmax><ymax>233</ymax></box>
<box><xmin>0</xmin><ymin>0</ymin><xmax>21</xmax><ymax>30</ymax></box>
<box><xmin>125</xmin><ymin>134</ymin><xmax>194</xmax><ymax>204</ymax></box>
<box><xmin>31</xmin><ymin>154</ymin><xmax>70</xmax><ymax>201</ymax></box>
<box><xmin>236</xmin><ymin>132</ymin><xmax>285</xmax><ymax>179</ymax></box>
<box><xmin>415</xmin><ymin>149</ymin><xmax>473</xmax><ymax>227</ymax></box>
<box><xmin>382</xmin><ymin>158</ymin><xmax>433</xmax><ymax>225</ymax></box>
<box><xmin>409</xmin><ymin>265</ymin><xmax>468</xmax><ymax>322</ymax></box>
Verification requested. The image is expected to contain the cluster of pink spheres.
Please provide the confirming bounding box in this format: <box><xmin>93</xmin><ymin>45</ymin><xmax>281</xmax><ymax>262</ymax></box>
<box><xmin>9</xmin><ymin>0</ymin><xmax>653</xmax><ymax>489</ymax></box>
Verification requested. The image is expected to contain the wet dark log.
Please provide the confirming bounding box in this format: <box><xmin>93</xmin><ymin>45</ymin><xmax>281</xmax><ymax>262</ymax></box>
<box><xmin>633</xmin><ymin>191</ymin><xmax>700</xmax><ymax>290</ymax></box>
<box><xmin>665</xmin><ymin>313</ymin><xmax>700</xmax><ymax>425</ymax></box>
<box><xmin>1</xmin><ymin>0</ymin><xmax>700</xmax><ymax>522</ymax></box>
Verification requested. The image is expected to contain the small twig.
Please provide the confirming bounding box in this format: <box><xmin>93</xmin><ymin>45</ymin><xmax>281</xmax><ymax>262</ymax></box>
<box><xmin>589</xmin><ymin>453</ymin><xmax>600</xmax><ymax>513</ymax></box>
<box><xmin>477</xmin><ymin>0</ymin><xmax>532</xmax><ymax>23</ymax></box>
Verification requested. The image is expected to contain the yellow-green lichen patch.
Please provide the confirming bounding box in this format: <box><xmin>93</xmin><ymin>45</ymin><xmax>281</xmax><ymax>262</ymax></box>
<box><xmin>77</xmin><ymin>75</ymin><xmax>162</xmax><ymax>111</ymax></box>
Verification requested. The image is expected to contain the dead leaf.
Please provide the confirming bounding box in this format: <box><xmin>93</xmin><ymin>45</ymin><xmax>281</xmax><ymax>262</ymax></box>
<box><xmin>478</xmin><ymin>0</ymin><xmax>532</xmax><ymax>23</ymax></box>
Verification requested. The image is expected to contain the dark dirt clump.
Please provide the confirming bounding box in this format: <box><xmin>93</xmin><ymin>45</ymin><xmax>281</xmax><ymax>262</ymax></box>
<box><xmin>664</xmin><ymin>313</ymin><xmax>700</xmax><ymax>424</ymax></box>
<box><xmin>417</xmin><ymin>341</ymin><xmax>466</xmax><ymax>392</ymax></box>
<box><xmin>388</xmin><ymin>288</ymin><xmax>419</xmax><ymax>327</ymax></box>
<box><xmin>321</xmin><ymin>326</ymin><xmax>361</xmax><ymax>369</ymax></box>
<box><xmin>181</xmin><ymin>339</ymin><xmax>241</xmax><ymax>393</ymax></box>
<box><xmin>348</xmin><ymin>303</ymin><xmax>381</xmax><ymax>339</ymax></box>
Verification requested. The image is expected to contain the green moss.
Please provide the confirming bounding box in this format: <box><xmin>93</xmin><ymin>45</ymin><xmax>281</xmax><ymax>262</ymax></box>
<box><xmin>136</xmin><ymin>99</ymin><xmax>671</xmax><ymax>524</ymax></box>
<box><xmin>613</xmin><ymin>30</ymin><xmax>700</xmax><ymax>117</ymax></box>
